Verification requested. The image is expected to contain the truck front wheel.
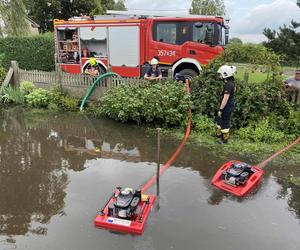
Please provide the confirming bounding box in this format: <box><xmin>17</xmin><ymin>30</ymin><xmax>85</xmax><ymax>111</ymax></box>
<box><xmin>177</xmin><ymin>69</ymin><xmax>198</xmax><ymax>80</ymax></box>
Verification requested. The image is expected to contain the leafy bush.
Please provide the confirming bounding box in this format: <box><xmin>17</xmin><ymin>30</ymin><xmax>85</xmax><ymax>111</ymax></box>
<box><xmin>236</xmin><ymin>119</ymin><xmax>286</xmax><ymax>143</ymax></box>
<box><xmin>0</xmin><ymin>33</ymin><xmax>54</xmax><ymax>71</ymax></box>
<box><xmin>60</xmin><ymin>96</ymin><xmax>79</xmax><ymax>111</ymax></box>
<box><xmin>0</xmin><ymin>66</ymin><xmax>5</xmax><ymax>85</ymax></box>
<box><xmin>0</xmin><ymin>86</ymin><xmax>25</xmax><ymax>104</ymax></box>
<box><xmin>94</xmin><ymin>81</ymin><xmax>190</xmax><ymax>126</ymax></box>
<box><xmin>25</xmin><ymin>88</ymin><xmax>50</xmax><ymax>108</ymax></box>
<box><xmin>0</xmin><ymin>54</ymin><xmax>6</xmax><ymax>84</ymax></box>
<box><xmin>48</xmin><ymin>86</ymin><xmax>79</xmax><ymax>111</ymax></box>
<box><xmin>226</xmin><ymin>43</ymin><xmax>280</xmax><ymax>67</ymax></box>
<box><xmin>48</xmin><ymin>102</ymin><xmax>59</xmax><ymax>111</ymax></box>
<box><xmin>192</xmin><ymin>114</ymin><xmax>215</xmax><ymax>134</ymax></box>
<box><xmin>288</xmin><ymin>175</ymin><xmax>300</xmax><ymax>187</ymax></box>
<box><xmin>20</xmin><ymin>81</ymin><xmax>35</xmax><ymax>95</ymax></box>
<box><xmin>190</xmin><ymin>59</ymin><xmax>290</xmax><ymax>129</ymax></box>
<box><xmin>231</xmin><ymin>77</ymin><xmax>290</xmax><ymax>129</ymax></box>
<box><xmin>49</xmin><ymin>86</ymin><xmax>65</xmax><ymax>105</ymax></box>
<box><xmin>270</xmin><ymin>110</ymin><xmax>300</xmax><ymax>136</ymax></box>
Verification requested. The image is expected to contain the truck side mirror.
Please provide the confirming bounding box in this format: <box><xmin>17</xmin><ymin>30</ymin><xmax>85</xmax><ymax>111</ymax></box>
<box><xmin>194</xmin><ymin>22</ymin><xmax>203</xmax><ymax>28</ymax></box>
<box><xmin>225</xmin><ymin>29</ymin><xmax>229</xmax><ymax>45</ymax></box>
<box><xmin>224</xmin><ymin>25</ymin><xmax>230</xmax><ymax>45</ymax></box>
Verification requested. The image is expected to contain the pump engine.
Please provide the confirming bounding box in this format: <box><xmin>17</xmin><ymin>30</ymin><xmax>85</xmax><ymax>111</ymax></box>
<box><xmin>107</xmin><ymin>188</ymin><xmax>141</xmax><ymax>219</ymax></box>
<box><xmin>221</xmin><ymin>162</ymin><xmax>256</xmax><ymax>186</ymax></box>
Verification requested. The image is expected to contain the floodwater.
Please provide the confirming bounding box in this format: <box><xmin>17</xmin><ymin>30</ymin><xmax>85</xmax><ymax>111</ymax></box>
<box><xmin>0</xmin><ymin>107</ymin><xmax>299</xmax><ymax>250</ymax></box>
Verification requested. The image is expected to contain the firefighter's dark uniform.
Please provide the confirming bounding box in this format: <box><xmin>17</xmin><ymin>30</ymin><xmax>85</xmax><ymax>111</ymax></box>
<box><xmin>145</xmin><ymin>66</ymin><xmax>162</xmax><ymax>78</ymax></box>
<box><xmin>216</xmin><ymin>80</ymin><xmax>235</xmax><ymax>143</ymax></box>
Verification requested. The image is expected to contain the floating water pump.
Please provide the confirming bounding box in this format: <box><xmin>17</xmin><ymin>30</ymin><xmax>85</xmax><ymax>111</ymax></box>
<box><xmin>211</xmin><ymin>136</ymin><xmax>300</xmax><ymax>197</ymax></box>
<box><xmin>94</xmin><ymin>187</ymin><xmax>156</xmax><ymax>235</ymax></box>
<box><xmin>211</xmin><ymin>161</ymin><xmax>263</xmax><ymax>197</ymax></box>
<box><xmin>94</xmin><ymin>79</ymin><xmax>192</xmax><ymax>234</ymax></box>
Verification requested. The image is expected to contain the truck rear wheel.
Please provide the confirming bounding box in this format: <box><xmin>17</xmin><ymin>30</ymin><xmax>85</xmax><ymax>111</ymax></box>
<box><xmin>178</xmin><ymin>69</ymin><xmax>198</xmax><ymax>80</ymax></box>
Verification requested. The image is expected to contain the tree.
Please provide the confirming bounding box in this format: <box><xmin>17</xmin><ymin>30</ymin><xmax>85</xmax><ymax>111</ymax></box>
<box><xmin>263</xmin><ymin>2</ymin><xmax>300</xmax><ymax>65</ymax></box>
<box><xmin>91</xmin><ymin>0</ymin><xmax>105</xmax><ymax>15</ymax></box>
<box><xmin>24</xmin><ymin>0</ymin><xmax>102</xmax><ymax>32</ymax></box>
<box><xmin>24</xmin><ymin>0</ymin><xmax>61</xmax><ymax>33</ymax></box>
<box><xmin>0</xmin><ymin>0</ymin><xmax>30</xmax><ymax>37</ymax></box>
<box><xmin>114</xmin><ymin>0</ymin><xmax>127</xmax><ymax>11</ymax></box>
<box><xmin>229</xmin><ymin>37</ymin><xmax>243</xmax><ymax>44</ymax></box>
<box><xmin>189</xmin><ymin>0</ymin><xmax>225</xmax><ymax>16</ymax></box>
<box><xmin>263</xmin><ymin>25</ymin><xmax>300</xmax><ymax>66</ymax></box>
<box><xmin>24</xmin><ymin>0</ymin><xmax>127</xmax><ymax>33</ymax></box>
<box><xmin>102</xmin><ymin>0</ymin><xmax>115</xmax><ymax>11</ymax></box>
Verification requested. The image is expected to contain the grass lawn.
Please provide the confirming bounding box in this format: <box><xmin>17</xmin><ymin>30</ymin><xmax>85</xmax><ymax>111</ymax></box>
<box><xmin>235</xmin><ymin>63</ymin><xmax>296</xmax><ymax>83</ymax></box>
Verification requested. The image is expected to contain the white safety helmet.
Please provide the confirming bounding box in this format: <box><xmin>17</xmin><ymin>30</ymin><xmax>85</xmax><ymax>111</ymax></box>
<box><xmin>150</xmin><ymin>58</ymin><xmax>159</xmax><ymax>65</ymax></box>
<box><xmin>217</xmin><ymin>65</ymin><xmax>236</xmax><ymax>79</ymax></box>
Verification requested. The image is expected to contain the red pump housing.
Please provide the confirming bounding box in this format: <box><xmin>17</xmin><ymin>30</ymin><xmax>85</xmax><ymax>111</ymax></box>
<box><xmin>211</xmin><ymin>161</ymin><xmax>264</xmax><ymax>197</ymax></box>
<box><xmin>94</xmin><ymin>188</ymin><xmax>156</xmax><ymax>235</ymax></box>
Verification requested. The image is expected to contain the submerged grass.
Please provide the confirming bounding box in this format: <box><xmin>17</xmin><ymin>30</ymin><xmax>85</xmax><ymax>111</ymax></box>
<box><xmin>288</xmin><ymin>176</ymin><xmax>300</xmax><ymax>187</ymax></box>
<box><xmin>197</xmin><ymin>133</ymin><xmax>299</xmax><ymax>164</ymax></box>
<box><xmin>160</xmin><ymin>125</ymin><xmax>300</xmax><ymax>167</ymax></box>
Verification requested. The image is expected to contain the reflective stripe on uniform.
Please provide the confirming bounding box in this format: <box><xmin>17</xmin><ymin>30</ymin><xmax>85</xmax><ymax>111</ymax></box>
<box><xmin>221</xmin><ymin>129</ymin><xmax>230</xmax><ymax>133</ymax></box>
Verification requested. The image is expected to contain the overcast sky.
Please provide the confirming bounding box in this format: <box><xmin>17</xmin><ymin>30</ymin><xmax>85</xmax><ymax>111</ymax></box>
<box><xmin>125</xmin><ymin>0</ymin><xmax>300</xmax><ymax>43</ymax></box>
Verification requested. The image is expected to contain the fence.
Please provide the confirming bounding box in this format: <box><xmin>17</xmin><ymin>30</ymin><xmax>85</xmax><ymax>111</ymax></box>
<box><xmin>286</xmin><ymin>90</ymin><xmax>300</xmax><ymax>104</ymax></box>
<box><xmin>4</xmin><ymin>61</ymin><xmax>300</xmax><ymax>103</ymax></box>
<box><xmin>15</xmin><ymin>62</ymin><xmax>147</xmax><ymax>100</ymax></box>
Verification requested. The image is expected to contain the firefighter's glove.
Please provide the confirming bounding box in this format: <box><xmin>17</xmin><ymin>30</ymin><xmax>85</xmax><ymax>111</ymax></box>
<box><xmin>217</xmin><ymin>109</ymin><xmax>223</xmax><ymax>118</ymax></box>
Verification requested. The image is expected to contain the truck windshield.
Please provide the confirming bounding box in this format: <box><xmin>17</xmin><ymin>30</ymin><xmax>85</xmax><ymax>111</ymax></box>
<box><xmin>153</xmin><ymin>21</ymin><xmax>224</xmax><ymax>46</ymax></box>
<box><xmin>193</xmin><ymin>22</ymin><xmax>224</xmax><ymax>46</ymax></box>
<box><xmin>192</xmin><ymin>23</ymin><xmax>212</xmax><ymax>44</ymax></box>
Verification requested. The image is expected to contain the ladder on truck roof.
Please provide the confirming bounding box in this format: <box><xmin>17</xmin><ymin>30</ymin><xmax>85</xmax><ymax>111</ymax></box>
<box><xmin>93</xmin><ymin>10</ymin><xmax>222</xmax><ymax>20</ymax></box>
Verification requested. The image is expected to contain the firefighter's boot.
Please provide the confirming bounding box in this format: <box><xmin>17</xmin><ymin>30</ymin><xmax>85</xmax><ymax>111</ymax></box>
<box><xmin>215</xmin><ymin>125</ymin><xmax>222</xmax><ymax>138</ymax></box>
<box><xmin>218</xmin><ymin>129</ymin><xmax>230</xmax><ymax>144</ymax></box>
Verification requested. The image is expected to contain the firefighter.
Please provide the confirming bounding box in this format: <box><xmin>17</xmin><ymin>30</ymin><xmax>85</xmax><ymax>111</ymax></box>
<box><xmin>85</xmin><ymin>58</ymin><xmax>100</xmax><ymax>77</ymax></box>
<box><xmin>144</xmin><ymin>58</ymin><xmax>162</xmax><ymax>81</ymax></box>
<box><xmin>215</xmin><ymin>65</ymin><xmax>236</xmax><ymax>144</ymax></box>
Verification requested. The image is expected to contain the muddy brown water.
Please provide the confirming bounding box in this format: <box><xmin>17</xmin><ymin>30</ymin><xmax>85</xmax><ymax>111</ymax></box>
<box><xmin>0</xmin><ymin>108</ymin><xmax>299</xmax><ymax>250</ymax></box>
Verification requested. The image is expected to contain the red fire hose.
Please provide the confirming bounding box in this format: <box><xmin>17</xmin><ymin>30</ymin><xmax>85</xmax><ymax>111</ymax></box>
<box><xmin>257</xmin><ymin>135</ymin><xmax>300</xmax><ymax>168</ymax></box>
<box><xmin>141</xmin><ymin>80</ymin><xmax>192</xmax><ymax>193</ymax></box>
<box><xmin>94</xmin><ymin>79</ymin><xmax>192</xmax><ymax>235</ymax></box>
<box><xmin>211</xmin><ymin>129</ymin><xmax>300</xmax><ymax>197</ymax></box>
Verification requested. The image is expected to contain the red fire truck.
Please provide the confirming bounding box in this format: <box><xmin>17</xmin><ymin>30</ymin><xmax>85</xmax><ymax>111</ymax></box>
<box><xmin>54</xmin><ymin>11</ymin><xmax>229</xmax><ymax>78</ymax></box>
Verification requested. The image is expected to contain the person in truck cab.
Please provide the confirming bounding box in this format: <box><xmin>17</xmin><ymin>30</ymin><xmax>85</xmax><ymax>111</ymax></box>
<box><xmin>215</xmin><ymin>65</ymin><xmax>236</xmax><ymax>144</ymax></box>
<box><xmin>144</xmin><ymin>58</ymin><xmax>162</xmax><ymax>81</ymax></box>
<box><xmin>85</xmin><ymin>58</ymin><xmax>100</xmax><ymax>77</ymax></box>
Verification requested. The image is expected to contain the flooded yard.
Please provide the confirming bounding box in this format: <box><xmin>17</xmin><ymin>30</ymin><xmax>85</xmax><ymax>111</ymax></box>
<box><xmin>0</xmin><ymin>108</ymin><xmax>299</xmax><ymax>250</ymax></box>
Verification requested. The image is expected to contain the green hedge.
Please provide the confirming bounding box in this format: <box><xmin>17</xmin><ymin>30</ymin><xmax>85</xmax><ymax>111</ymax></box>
<box><xmin>88</xmin><ymin>81</ymin><xmax>191</xmax><ymax>126</ymax></box>
<box><xmin>0</xmin><ymin>66</ymin><xmax>6</xmax><ymax>84</ymax></box>
<box><xmin>0</xmin><ymin>54</ymin><xmax>6</xmax><ymax>84</ymax></box>
<box><xmin>225</xmin><ymin>43</ymin><xmax>280</xmax><ymax>69</ymax></box>
<box><xmin>0</xmin><ymin>33</ymin><xmax>55</xmax><ymax>71</ymax></box>
<box><xmin>190</xmin><ymin>59</ymin><xmax>296</xmax><ymax>134</ymax></box>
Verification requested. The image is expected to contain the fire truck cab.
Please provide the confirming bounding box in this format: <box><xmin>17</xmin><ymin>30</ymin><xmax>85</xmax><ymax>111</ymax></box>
<box><xmin>54</xmin><ymin>11</ymin><xmax>229</xmax><ymax>78</ymax></box>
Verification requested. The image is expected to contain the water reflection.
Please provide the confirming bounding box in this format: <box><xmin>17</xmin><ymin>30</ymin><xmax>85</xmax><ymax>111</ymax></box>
<box><xmin>0</xmin><ymin>107</ymin><xmax>299</xmax><ymax>243</ymax></box>
<box><xmin>170</xmin><ymin>140</ymin><xmax>300</xmax><ymax>214</ymax></box>
<box><xmin>275</xmin><ymin>169</ymin><xmax>300</xmax><ymax>219</ymax></box>
<box><xmin>0</xmin><ymin>108</ymin><xmax>166</xmax><ymax>237</ymax></box>
<box><xmin>0</xmin><ymin>109</ymin><xmax>68</xmax><ymax>236</ymax></box>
